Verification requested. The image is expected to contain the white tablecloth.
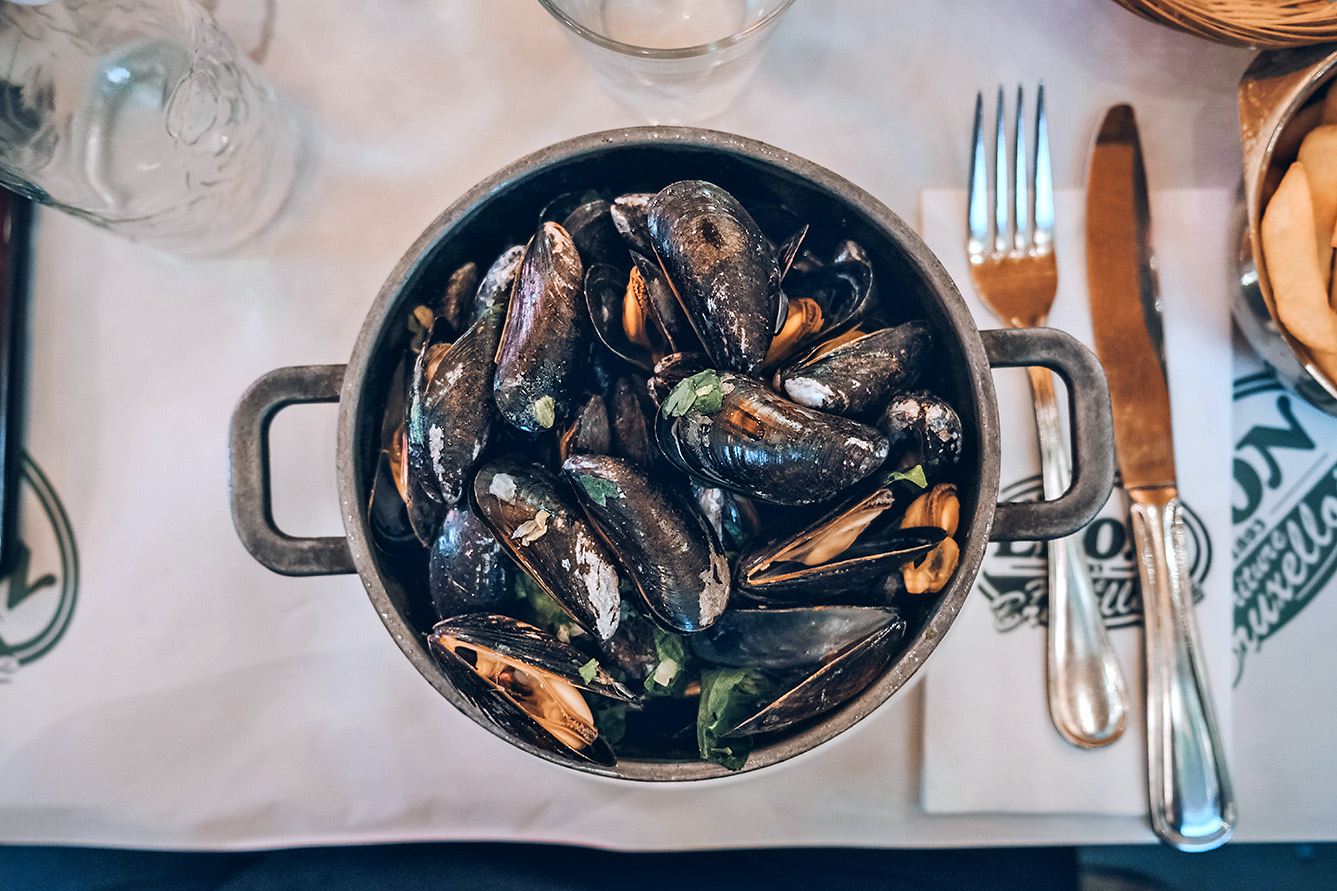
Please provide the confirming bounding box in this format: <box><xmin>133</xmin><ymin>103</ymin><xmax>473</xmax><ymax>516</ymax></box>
<box><xmin>5</xmin><ymin>0</ymin><xmax>1335</xmax><ymax>850</ymax></box>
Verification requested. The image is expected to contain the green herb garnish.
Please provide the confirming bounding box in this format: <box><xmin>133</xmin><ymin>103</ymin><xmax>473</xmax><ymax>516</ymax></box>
<box><xmin>662</xmin><ymin>370</ymin><xmax>725</xmax><ymax>418</ymax></box>
<box><xmin>696</xmin><ymin>668</ymin><xmax>780</xmax><ymax>771</ymax></box>
<box><xmin>580</xmin><ymin>474</ymin><xmax>621</xmax><ymax>507</ymax></box>
<box><xmin>643</xmin><ymin>625</ymin><xmax>693</xmax><ymax>698</ymax></box>
<box><xmin>578</xmin><ymin>658</ymin><xmax>599</xmax><ymax>684</ymax></box>
<box><xmin>888</xmin><ymin>464</ymin><xmax>928</xmax><ymax>489</ymax></box>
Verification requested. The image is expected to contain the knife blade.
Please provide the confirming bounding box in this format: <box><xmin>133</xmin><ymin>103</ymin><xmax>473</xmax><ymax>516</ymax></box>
<box><xmin>1085</xmin><ymin>104</ymin><xmax>1235</xmax><ymax>852</ymax></box>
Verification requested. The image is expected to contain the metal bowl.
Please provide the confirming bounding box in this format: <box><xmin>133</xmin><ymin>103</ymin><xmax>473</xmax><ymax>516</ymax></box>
<box><xmin>1236</xmin><ymin>44</ymin><xmax>1337</xmax><ymax>415</ymax></box>
<box><xmin>228</xmin><ymin>127</ymin><xmax>1115</xmax><ymax>780</ymax></box>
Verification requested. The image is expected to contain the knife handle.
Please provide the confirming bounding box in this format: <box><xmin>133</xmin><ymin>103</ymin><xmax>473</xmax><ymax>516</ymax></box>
<box><xmin>1129</xmin><ymin>487</ymin><xmax>1235</xmax><ymax>851</ymax></box>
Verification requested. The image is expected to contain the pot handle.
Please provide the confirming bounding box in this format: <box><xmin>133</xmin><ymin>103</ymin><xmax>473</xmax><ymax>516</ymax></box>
<box><xmin>979</xmin><ymin>328</ymin><xmax>1115</xmax><ymax>542</ymax></box>
<box><xmin>228</xmin><ymin>364</ymin><xmax>357</xmax><ymax>576</ymax></box>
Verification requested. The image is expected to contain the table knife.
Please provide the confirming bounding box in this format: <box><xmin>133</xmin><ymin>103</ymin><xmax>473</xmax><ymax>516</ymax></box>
<box><xmin>1084</xmin><ymin>104</ymin><xmax>1235</xmax><ymax>852</ymax></box>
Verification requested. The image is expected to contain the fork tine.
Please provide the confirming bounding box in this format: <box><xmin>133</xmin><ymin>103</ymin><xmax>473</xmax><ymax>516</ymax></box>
<box><xmin>1013</xmin><ymin>85</ymin><xmax>1028</xmax><ymax>252</ymax></box>
<box><xmin>1034</xmin><ymin>82</ymin><xmax>1054</xmax><ymax>250</ymax></box>
<box><xmin>993</xmin><ymin>86</ymin><xmax>1008</xmax><ymax>254</ymax></box>
<box><xmin>968</xmin><ymin>91</ymin><xmax>988</xmax><ymax>256</ymax></box>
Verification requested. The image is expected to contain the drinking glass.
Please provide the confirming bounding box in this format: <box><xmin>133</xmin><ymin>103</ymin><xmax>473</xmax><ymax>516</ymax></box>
<box><xmin>0</xmin><ymin>0</ymin><xmax>307</xmax><ymax>256</ymax></box>
<box><xmin>537</xmin><ymin>0</ymin><xmax>796</xmax><ymax>124</ymax></box>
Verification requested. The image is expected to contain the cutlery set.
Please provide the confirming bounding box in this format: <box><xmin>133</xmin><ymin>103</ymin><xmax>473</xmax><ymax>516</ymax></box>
<box><xmin>965</xmin><ymin>88</ymin><xmax>1235</xmax><ymax>850</ymax></box>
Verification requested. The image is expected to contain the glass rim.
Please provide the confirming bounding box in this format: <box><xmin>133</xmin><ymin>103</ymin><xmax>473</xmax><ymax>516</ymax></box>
<box><xmin>535</xmin><ymin>0</ymin><xmax>798</xmax><ymax>59</ymax></box>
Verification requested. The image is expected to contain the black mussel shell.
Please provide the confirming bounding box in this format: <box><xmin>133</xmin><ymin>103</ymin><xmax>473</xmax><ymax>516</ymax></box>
<box><xmin>688</xmin><ymin>605</ymin><xmax>903</xmax><ymax>671</ymax></box>
<box><xmin>585</xmin><ymin>262</ymin><xmax>656</xmax><ymax>371</ymax></box>
<box><xmin>656</xmin><ymin>372</ymin><xmax>889</xmax><ymax>505</ymax></box>
<box><xmin>775</xmin><ymin>224</ymin><xmax>809</xmax><ymax>280</ymax></box>
<box><xmin>563</xmin><ymin>454</ymin><xmax>730</xmax><ymax>633</ymax></box>
<box><xmin>471</xmin><ymin>244</ymin><xmax>525</xmax><ymax>323</ymax></box>
<box><xmin>437</xmin><ymin>261</ymin><xmax>479</xmax><ymax>334</ymax></box>
<box><xmin>728</xmin><ymin>622</ymin><xmax>904</xmax><ymax>736</ymax></box>
<box><xmin>692</xmin><ymin>484</ymin><xmax>762</xmax><ymax>554</ymax></box>
<box><xmin>878</xmin><ymin>390</ymin><xmax>964</xmax><ymax>476</ymax></box>
<box><xmin>608</xmin><ymin>374</ymin><xmax>658</xmax><ymax>467</ymax></box>
<box><xmin>429</xmin><ymin>506</ymin><xmax>516</xmax><ymax>620</ymax></box>
<box><xmin>559</xmin><ymin>393</ymin><xmax>612</xmax><ymax>462</ymax></box>
<box><xmin>778</xmin><ymin>321</ymin><xmax>934</xmax><ymax>416</ymax></box>
<box><xmin>369</xmin><ymin>446</ymin><xmax>419</xmax><ymax>556</ymax></box>
<box><xmin>407</xmin><ymin>307</ymin><xmax>504</xmax><ymax>507</ymax></box>
<box><xmin>648</xmin><ymin>180</ymin><xmax>782</xmax><ymax>375</ymax></box>
<box><xmin>428</xmin><ymin>613</ymin><xmax>635</xmax><ymax>766</ymax></box>
<box><xmin>494</xmin><ymin>222</ymin><xmax>592</xmax><ymax>434</ymax></box>
<box><xmin>784</xmin><ymin>257</ymin><xmax>872</xmax><ymax>338</ymax></box>
<box><xmin>563</xmin><ymin>199</ymin><xmax>627</xmax><ymax>268</ymax></box>
<box><xmin>631</xmin><ymin>251</ymin><xmax>696</xmax><ymax>354</ymax></box>
<box><xmin>610</xmin><ymin>192</ymin><xmax>654</xmax><ymax>256</ymax></box>
<box><xmin>736</xmin><ymin>472</ymin><xmax>931</xmax><ymax>600</ymax></box>
<box><xmin>472</xmin><ymin>458</ymin><xmax>622</xmax><ymax>640</ymax></box>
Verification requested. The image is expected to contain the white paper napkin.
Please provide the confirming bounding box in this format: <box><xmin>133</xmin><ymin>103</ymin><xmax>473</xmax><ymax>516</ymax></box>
<box><xmin>916</xmin><ymin>189</ymin><xmax>1236</xmax><ymax>815</ymax></box>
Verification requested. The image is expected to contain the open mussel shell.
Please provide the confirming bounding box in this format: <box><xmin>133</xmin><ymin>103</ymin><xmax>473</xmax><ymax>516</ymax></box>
<box><xmin>688</xmin><ymin>605</ymin><xmax>903</xmax><ymax>671</ymax></box>
<box><xmin>563</xmin><ymin>454</ymin><xmax>730</xmax><ymax>633</ymax></box>
<box><xmin>428</xmin><ymin>613</ymin><xmax>636</xmax><ymax>766</ymax></box>
<box><xmin>472</xmin><ymin>458</ymin><xmax>622</xmax><ymax>640</ymax></box>
<box><xmin>369</xmin><ymin>446</ymin><xmax>420</xmax><ymax>556</ymax></box>
<box><xmin>783</xmin><ymin>255</ymin><xmax>873</xmax><ymax>339</ymax></box>
<box><xmin>428</xmin><ymin>505</ymin><xmax>516</xmax><ymax>621</ymax></box>
<box><xmin>435</xmin><ymin>261</ymin><xmax>480</xmax><ymax>334</ymax></box>
<box><xmin>878</xmin><ymin>390</ymin><xmax>965</xmax><ymax>476</ymax></box>
<box><xmin>494</xmin><ymin>221</ymin><xmax>592</xmax><ymax>434</ymax></box>
<box><xmin>610</xmin><ymin>192</ymin><xmax>654</xmax><ymax>256</ymax></box>
<box><xmin>407</xmin><ymin>307</ymin><xmax>504</xmax><ymax>508</ymax></box>
<box><xmin>585</xmin><ymin>262</ymin><xmax>658</xmax><ymax>371</ymax></box>
<box><xmin>692</xmin><ymin>484</ymin><xmax>761</xmax><ymax>554</ymax></box>
<box><xmin>559</xmin><ymin>393</ymin><xmax>611</xmax><ymax>462</ymax></box>
<box><xmin>778</xmin><ymin>321</ymin><xmax>934</xmax><ymax>416</ymax></box>
<box><xmin>562</xmin><ymin>198</ymin><xmax>627</xmax><ymax>268</ymax></box>
<box><xmin>656</xmin><ymin>371</ymin><xmax>889</xmax><ymax>505</ymax></box>
<box><xmin>728</xmin><ymin>622</ymin><xmax>905</xmax><ymax>737</ymax></box>
<box><xmin>648</xmin><ymin>180</ymin><xmax>782</xmax><ymax>375</ymax></box>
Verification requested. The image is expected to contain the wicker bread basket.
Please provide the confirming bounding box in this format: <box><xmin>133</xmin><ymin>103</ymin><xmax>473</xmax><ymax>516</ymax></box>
<box><xmin>1111</xmin><ymin>0</ymin><xmax>1337</xmax><ymax>48</ymax></box>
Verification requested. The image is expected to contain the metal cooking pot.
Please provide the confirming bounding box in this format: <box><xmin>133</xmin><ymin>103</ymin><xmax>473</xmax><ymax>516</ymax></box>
<box><xmin>228</xmin><ymin>127</ymin><xmax>1115</xmax><ymax>781</ymax></box>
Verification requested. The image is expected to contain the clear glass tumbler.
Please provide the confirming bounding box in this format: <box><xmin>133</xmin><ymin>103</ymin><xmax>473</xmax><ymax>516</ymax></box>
<box><xmin>0</xmin><ymin>0</ymin><xmax>307</xmax><ymax>256</ymax></box>
<box><xmin>537</xmin><ymin>0</ymin><xmax>796</xmax><ymax>124</ymax></box>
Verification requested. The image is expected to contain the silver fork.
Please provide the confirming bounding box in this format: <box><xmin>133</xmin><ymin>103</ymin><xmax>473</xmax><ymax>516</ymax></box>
<box><xmin>968</xmin><ymin>84</ymin><xmax>1129</xmax><ymax>748</ymax></box>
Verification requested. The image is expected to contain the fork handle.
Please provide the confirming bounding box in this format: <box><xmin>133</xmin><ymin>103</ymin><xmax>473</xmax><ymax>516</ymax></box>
<box><xmin>1026</xmin><ymin>365</ymin><xmax>1129</xmax><ymax>748</ymax></box>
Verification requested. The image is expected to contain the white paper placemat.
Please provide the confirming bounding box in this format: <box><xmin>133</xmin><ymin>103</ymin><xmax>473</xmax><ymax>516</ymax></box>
<box><xmin>917</xmin><ymin>188</ymin><xmax>1236</xmax><ymax>815</ymax></box>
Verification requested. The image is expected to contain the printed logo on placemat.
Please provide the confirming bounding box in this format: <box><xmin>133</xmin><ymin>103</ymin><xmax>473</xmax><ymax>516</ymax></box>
<box><xmin>1233</xmin><ymin>371</ymin><xmax>1337</xmax><ymax>684</ymax></box>
<box><xmin>0</xmin><ymin>454</ymin><xmax>78</xmax><ymax>683</ymax></box>
<box><xmin>975</xmin><ymin>474</ymin><xmax>1210</xmax><ymax>633</ymax></box>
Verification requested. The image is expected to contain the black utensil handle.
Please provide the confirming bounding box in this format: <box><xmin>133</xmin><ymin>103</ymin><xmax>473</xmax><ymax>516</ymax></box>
<box><xmin>228</xmin><ymin>364</ymin><xmax>355</xmax><ymax>576</ymax></box>
<box><xmin>980</xmin><ymin>327</ymin><xmax>1116</xmax><ymax>542</ymax></box>
<box><xmin>0</xmin><ymin>190</ymin><xmax>33</xmax><ymax>578</ymax></box>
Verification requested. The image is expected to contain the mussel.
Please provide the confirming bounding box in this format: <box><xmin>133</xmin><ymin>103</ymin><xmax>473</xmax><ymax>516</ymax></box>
<box><xmin>428</xmin><ymin>613</ymin><xmax>636</xmax><ymax>765</ymax></box>
<box><xmin>648</xmin><ymin>181</ymin><xmax>783</xmax><ymax>375</ymax></box>
<box><xmin>688</xmin><ymin>605</ymin><xmax>903</xmax><ymax>671</ymax></box>
<box><xmin>728</xmin><ymin>622</ymin><xmax>904</xmax><ymax>736</ymax></box>
<box><xmin>472</xmin><ymin>458</ymin><xmax>622</xmax><ymax>640</ymax></box>
<box><xmin>406</xmin><ymin>306</ymin><xmax>504</xmax><ymax>508</ymax></box>
<box><xmin>563</xmin><ymin>454</ymin><xmax>730</xmax><ymax>633</ymax></box>
<box><xmin>494</xmin><ymin>222</ymin><xmax>592</xmax><ymax>433</ymax></box>
<box><xmin>429</xmin><ymin>505</ymin><xmax>516</xmax><ymax>620</ymax></box>
<box><xmin>655</xmin><ymin>371</ymin><xmax>889</xmax><ymax>505</ymax></box>
<box><xmin>471</xmin><ymin>244</ymin><xmax>525</xmax><ymax>322</ymax></box>
<box><xmin>777</xmin><ymin>321</ymin><xmax>934</xmax><ymax>416</ymax></box>
<box><xmin>878</xmin><ymin>390</ymin><xmax>965</xmax><ymax>475</ymax></box>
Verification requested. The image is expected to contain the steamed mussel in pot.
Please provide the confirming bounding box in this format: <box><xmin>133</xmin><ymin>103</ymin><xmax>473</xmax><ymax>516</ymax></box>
<box><xmin>368</xmin><ymin>177</ymin><xmax>970</xmax><ymax>771</ymax></box>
